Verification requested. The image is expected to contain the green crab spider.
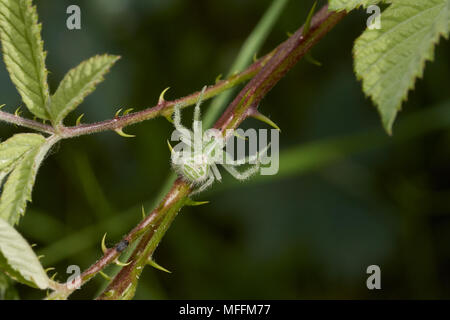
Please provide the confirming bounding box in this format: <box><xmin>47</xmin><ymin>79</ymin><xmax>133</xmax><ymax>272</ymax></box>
<box><xmin>169</xmin><ymin>86</ymin><xmax>270</xmax><ymax>195</ymax></box>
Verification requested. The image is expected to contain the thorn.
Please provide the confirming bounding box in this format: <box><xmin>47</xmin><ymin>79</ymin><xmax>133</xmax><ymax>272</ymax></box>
<box><xmin>115</xmin><ymin>108</ymin><xmax>123</xmax><ymax>118</ymax></box>
<box><xmin>286</xmin><ymin>31</ymin><xmax>293</xmax><ymax>37</ymax></box>
<box><xmin>45</xmin><ymin>267</ymin><xmax>55</xmax><ymax>273</ymax></box>
<box><xmin>38</xmin><ymin>255</ymin><xmax>45</xmax><ymax>260</ymax></box>
<box><xmin>114</xmin><ymin>259</ymin><xmax>132</xmax><ymax>267</ymax></box>
<box><xmin>215</xmin><ymin>74</ymin><xmax>223</xmax><ymax>84</ymax></box>
<box><xmin>303</xmin><ymin>1</ymin><xmax>317</xmax><ymax>36</ymax></box>
<box><xmin>148</xmin><ymin>259</ymin><xmax>171</xmax><ymax>273</ymax></box>
<box><xmin>165</xmin><ymin>113</ymin><xmax>174</xmax><ymax>124</ymax></box>
<box><xmin>305</xmin><ymin>53</ymin><xmax>322</xmax><ymax>66</ymax></box>
<box><xmin>101</xmin><ymin>233</ymin><xmax>108</xmax><ymax>254</ymax></box>
<box><xmin>167</xmin><ymin>140</ymin><xmax>174</xmax><ymax>154</ymax></box>
<box><xmin>104</xmin><ymin>290</ymin><xmax>115</xmax><ymax>297</ymax></box>
<box><xmin>31</xmin><ymin>243</ymin><xmax>37</xmax><ymax>248</ymax></box>
<box><xmin>50</xmin><ymin>272</ymin><xmax>58</xmax><ymax>281</ymax></box>
<box><xmin>252</xmin><ymin>112</ymin><xmax>281</xmax><ymax>132</ymax></box>
<box><xmin>0</xmin><ymin>104</ymin><xmax>5</xmax><ymax>109</ymax></box>
<box><xmin>99</xmin><ymin>271</ymin><xmax>111</xmax><ymax>281</ymax></box>
<box><xmin>123</xmin><ymin>108</ymin><xmax>134</xmax><ymax>116</ymax></box>
<box><xmin>185</xmin><ymin>198</ymin><xmax>210</xmax><ymax>206</ymax></box>
<box><xmin>253</xmin><ymin>52</ymin><xmax>258</xmax><ymax>63</ymax></box>
<box><xmin>75</xmin><ymin>114</ymin><xmax>84</xmax><ymax>126</ymax></box>
<box><xmin>14</xmin><ymin>107</ymin><xmax>22</xmax><ymax>117</ymax></box>
<box><xmin>141</xmin><ymin>205</ymin><xmax>146</xmax><ymax>219</ymax></box>
<box><xmin>233</xmin><ymin>131</ymin><xmax>248</xmax><ymax>141</ymax></box>
<box><xmin>159</xmin><ymin>87</ymin><xmax>171</xmax><ymax>104</ymax></box>
<box><xmin>115</xmin><ymin>128</ymin><xmax>136</xmax><ymax>138</ymax></box>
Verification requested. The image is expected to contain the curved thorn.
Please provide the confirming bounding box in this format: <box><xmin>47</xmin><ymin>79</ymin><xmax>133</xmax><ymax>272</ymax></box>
<box><xmin>148</xmin><ymin>259</ymin><xmax>171</xmax><ymax>273</ymax></box>
<box><xmin>38</xmin><ymin>255</ymin><xmax>45</xmax><ymax>260</ymax></box>
<box><xmin>50</xmin><ymin>273</ymin><xmax>58</xmax><ymax>281</ymax></box>
<box><xmin>141</xmin><ymin>205</ymin><xmax>146</xmax><ymax>219</ymax></box>
<box><xmin>233</xmin><ymin>131</ymin><xmax>248</xmax><ymax>141</ymax></box>
<box><xmin>45</xmin><ymin>267</ymin><xmax>55</xmax><ymax>273</ymax></box>
<box><xmin>99</xmin><ymin>271</ymin><xmax>111</xmax><ymax>281</ymax></box>
<box><xmin>252</xmin><ymin>112</ymin><xmax>281</xmax><ymax>132</ymax></box>
<box><xmin>104</xmin><ymin>290</ymin><xmax>115</xmax><ymax>297</ymax></box>
<box><xmin>165</xmin><ymin>113</ymin><xmax>174</xmax><ymax>124</ymax></box>
<box><xmin>186</xmin><ymin>198</ymin><xmax>210</xmax><ymax>206</ymax></box>
<box><xmin>101</xmin><ymin>233</ymin><xmax>108</xmax><ymax>254</ymax></box>
<box><xmin>75</xmin><ymin>114</ymin><xmax>84</xmax><ymax>126</ymax></box>
<box><xmin>303</xmin><ymin>1</ymin><xmax>317</xmax><ymax>36</ymax></box>
<box><xmin>215</xmin><ymin>74</ymin><xmax>223</xmax><ymax>84</ymax></box>
<box><xmin>115</xmin><ymin>108</ymin><xmax>123</xmax><ymax>118</ymax></box>
<box><xmin>253</xmin><ymin>52</ymin><xmax>258</xmax><ymax>63</ymax></box>
<box><xmin>114</xmin><ymin>259</ymin><xmax>132</xmax><ymax>267</ymax></box>
<box><xmin>123</xmin><ymin>108</ymin><xmax>134</xmax><ymax>116</ymax></box>
<box><xmin>0</xmin><ymin>104</ymin><xmax>5</xmax><ymax>109</ymax></box>
<box><xmin>305</xmin><ymin>53</ymin><xmax>322</xmax><ymax>66</ymax></box>
<box><xmin>115</xmin><ymin>128</ymin><xmax>136</xmax><ymax>138</ymax></box>
<box><xmin>31</xmin><ymin>243</ymin><xmax>37</xmax><ymax>248</ymax></box>
<box><xmin>167</xmin><ymin>140</ymin><xmax>174</xmax><ymax>154</ymax></box>
<box><xmin>159</xmin><ymin>87</ymin><xmax>171</xmax><ymax>104</ymax></box>
<box><xmin>14</xmin><ymin>107</ymin><xmax>22</xmax><ymax>117</ymax></box>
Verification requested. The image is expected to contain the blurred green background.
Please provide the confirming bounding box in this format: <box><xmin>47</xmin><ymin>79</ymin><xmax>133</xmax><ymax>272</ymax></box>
<box><xmin>1</xmin><ymin>0</ymin><xmax>449</xmax><ymax>299</ymax></box>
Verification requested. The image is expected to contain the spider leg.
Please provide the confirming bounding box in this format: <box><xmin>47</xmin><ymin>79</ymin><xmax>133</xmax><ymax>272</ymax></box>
<box><xmin>221</xmin><ymin>163</ymin><xmax>260</xmax><ymax>181</ymax></box>
<box><xmin>191</xmin><ymin>171</ymin><xmax>215</xmax><ymax>195</ymax></box>
<box><xmin>211</xmin><ymin>163</ymin><xmax>222</xmax><ymax>182</ymax></box>
<box><xmin>193</xmin><ymin>86</ymin><xmax>207</xmax><ymax>124</ymax></box>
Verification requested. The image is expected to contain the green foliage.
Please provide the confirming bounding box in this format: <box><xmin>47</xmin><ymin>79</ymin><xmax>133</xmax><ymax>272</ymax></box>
<box><xmin>0</xmin><ymin>0</ymin><xmax>50</xmax><ymax>120</ymax></box>
<box><xmin>0</xmin><ymin>134</ymin><xmax>47</xmax><ymax>225</ymax></box>
<box><xmin>51</xmin><ymin>55</ymin><xmax>120</xmax><ymax>125</ymax></box>
<box><xmin>0</xmin><ymin>218</ymin><xmax>50</xmax><ymax>289</ymax></box>
<box><xmin>354</xmin><ymin>0</ymin><xmax>449</xmax><ymax>133</ymax></box>
<box><xmin>0</xmin><ymin>271</ymin><xmax>19</xmax><ymax>299</ymax></box>
<box><xmin>328</xmin><ymin>0</ymin><xmax>385</xmax><ymax>11</ymax></box>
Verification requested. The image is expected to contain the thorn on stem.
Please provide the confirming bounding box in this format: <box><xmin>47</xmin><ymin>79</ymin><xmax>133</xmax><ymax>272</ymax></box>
<box><xmin>99</xmin><ymin>271</ymin><xmax>111</xmax><ymax>281</ymax></box>
<box><xmin>148</xmin><ymin>259</ymin><xmax>171</xmax><ymax>273</ymax></box>
<box><xmin>115</xmin><ymin>128</ymin><xmax>136</xmax><ymax>138</ymax></box>
<box><xmin>251</xmin><ymin>111</ymin><xmax>281</xmax><ymax>132</ymax></box>
<box><xmin>14</xmin><ymin>107</ymin><xmax>22</xmax><ymax>117</ymax></box>
<box><xmin>101</xmin><ymin>233</ymin><xmax>108</xmax><ymax>254</ymax></box>
<box><xmin>303</xmin><ymin>1</ymin><xmax>317</xmax><ymax>37</ymax></box>
<box><xmin>159</xmin><ymin>87</ymin><xmax>171</xmax><ymax>104</ymax></box>
<box><xmin>185</xmin><ymin>198</ymin><xmax>210</xmax><ymax>206</ymax></box>
<box><xmin>75</xmin><ymin>114</ymin><xmax>84</xmax><ymax>126</ymax></box>
<box><xmin>114</xmin><ymin>259</ymin><xmax>132</xmax><ymax>267</ymax></box>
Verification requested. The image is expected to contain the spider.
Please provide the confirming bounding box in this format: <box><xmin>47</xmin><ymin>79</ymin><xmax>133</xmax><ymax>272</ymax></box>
<box><xmin>168</xmin><ymin>86</ymin><xmax>270</xmax><ymax>195</ymax></box>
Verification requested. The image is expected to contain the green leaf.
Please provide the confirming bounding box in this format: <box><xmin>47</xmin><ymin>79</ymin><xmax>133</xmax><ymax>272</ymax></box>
<box><xmin>51</xmin><ymin>54</ymin><xmax>120</xmax><ymax>124</ymax></box>
<box><xmin>0</xmin><ymin>0</ymin><xmax>50</xmax><ymax>120</ymax></box>
<box><xmin>353</xmin><ymin>0</ymin><xmax>449</xmax><ymax>133</ymax></box>
<box><xmin>0</xmin><ymin>134</ymin><xmax>48</xmax><ymax>225</ymax></box>
<box><xmin>0</xmin><ymin>271</ymin><xmax>19</xmax><ymax>299</ymax></box>
<box><xmin>328</xmin><ymin>0</ymin><xmax>384</xmax><ymax>11</ymax></box>
<box><xmin>0</xmin><ymin>218</ymin><xmax>50</xmax><ymax>289</ymax></box>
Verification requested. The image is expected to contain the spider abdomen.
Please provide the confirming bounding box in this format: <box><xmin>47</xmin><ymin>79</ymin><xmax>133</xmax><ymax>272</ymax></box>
<box><xmin>180</xmin><ymin>157</ymin><xmax>209</xmax><ymax>183</ymax></box>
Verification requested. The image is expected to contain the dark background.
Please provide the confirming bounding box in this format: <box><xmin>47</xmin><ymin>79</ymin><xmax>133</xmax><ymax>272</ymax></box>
<box><xmin>0</xmin><ymin>0</ymin><xmax>449</xmax><ymax>299</ymax></box>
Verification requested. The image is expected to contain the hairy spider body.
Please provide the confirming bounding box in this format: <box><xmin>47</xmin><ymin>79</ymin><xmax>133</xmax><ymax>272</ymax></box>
<box><xmin>169</xmin><ymin>86</ymin><xmax>268</xmax><ymax>195</ymax></box>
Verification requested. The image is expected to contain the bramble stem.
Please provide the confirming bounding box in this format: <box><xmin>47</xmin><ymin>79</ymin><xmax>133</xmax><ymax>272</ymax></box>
<box><xmin>95</xmin><ymin>5</ymin><xmax>345</xmax><ymax>300</ymax></box>
<box><xmin>0</xmin><ymin>110</ymin><xmax>54</xmax><ymax>134</ymax></box>
<box><xmin>0</xmin><ymin>50</ymin><xmax>275</xmax><ymax>139</ymax></box>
